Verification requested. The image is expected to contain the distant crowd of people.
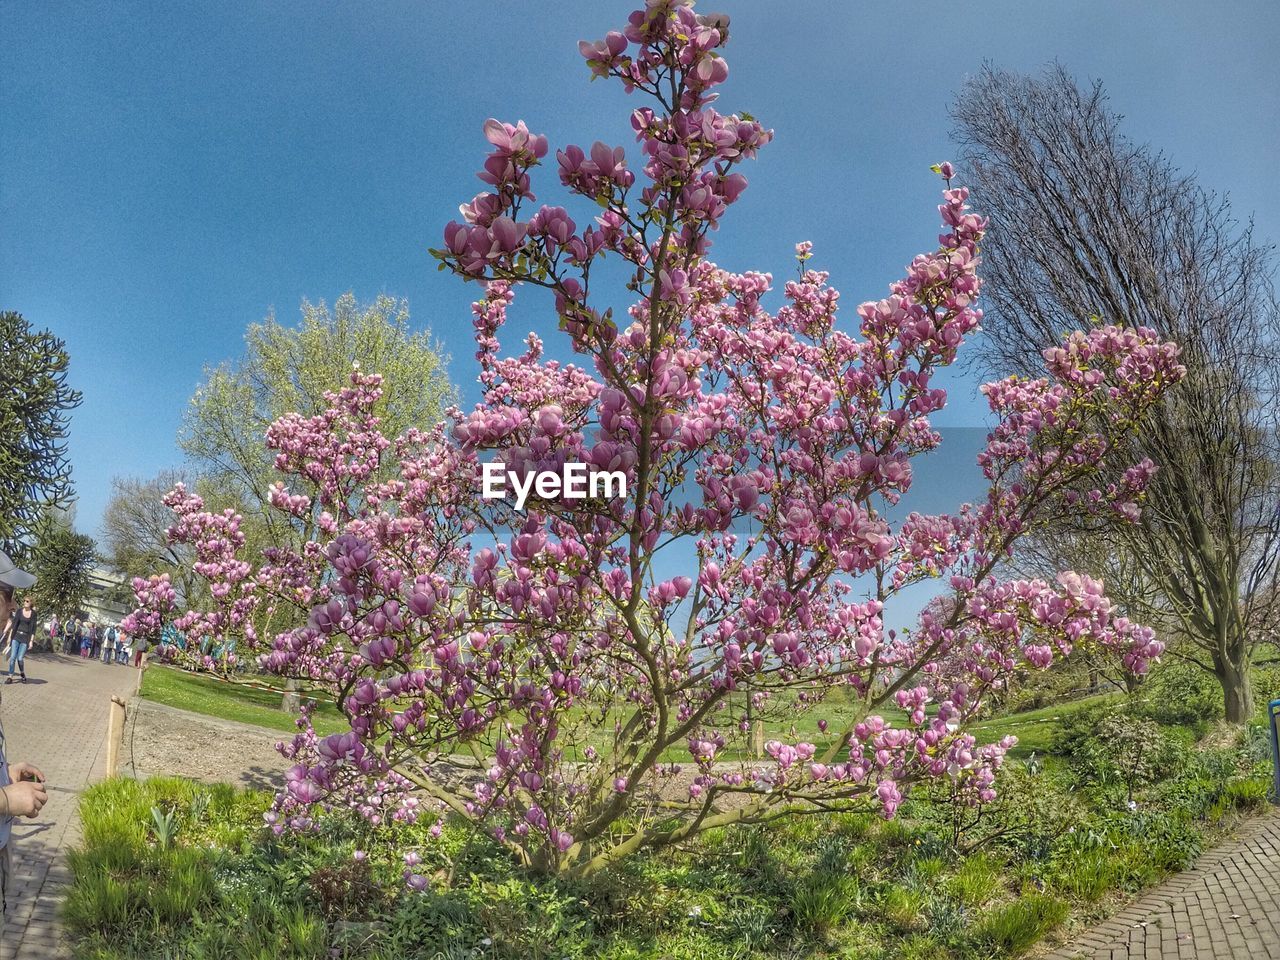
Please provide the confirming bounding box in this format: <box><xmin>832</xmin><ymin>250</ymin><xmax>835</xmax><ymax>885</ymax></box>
<box><xmin>47</xmin><ymin>614</ymin><xmax>149</xmax><ymax>667</ymax></box>
<box><xmin>1</xmin><ymin>606</ymin><xmax>151</xmax><ymax>684</ymax></box>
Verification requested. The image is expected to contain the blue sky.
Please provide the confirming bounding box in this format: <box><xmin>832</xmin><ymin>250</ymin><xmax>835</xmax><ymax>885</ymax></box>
<box><xmin>2</xmin><ymin>0</ymin><xmax>1278</xmax><ymax>544</ymax></box>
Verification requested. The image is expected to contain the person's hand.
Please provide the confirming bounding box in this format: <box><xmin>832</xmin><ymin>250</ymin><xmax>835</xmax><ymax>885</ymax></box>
<box><xmin>9</xmin><ymin>761</ymin><xmax>45</xmax><ymax>784</ymax></box>
<box><xmin>2</xmin><ymin>780</ymin><xmax>48</xmax><ymax>818</ymax></box>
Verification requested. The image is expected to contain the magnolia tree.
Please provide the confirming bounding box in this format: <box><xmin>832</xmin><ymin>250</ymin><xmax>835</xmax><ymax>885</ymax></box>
<box><xmin>126</xmin><ymin>0</ymin><xmax>1184</xmax><ymax>878</ymax></box>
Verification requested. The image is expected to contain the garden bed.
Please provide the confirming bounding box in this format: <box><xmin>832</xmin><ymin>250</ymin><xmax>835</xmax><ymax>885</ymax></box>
<box><xmin>68</xmin><ymin>670</ymin><xmax>1275</xmax><ymax>960</ymax></box>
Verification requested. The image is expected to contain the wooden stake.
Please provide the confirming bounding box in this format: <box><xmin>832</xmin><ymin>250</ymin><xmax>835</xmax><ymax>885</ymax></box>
<box><xmin>106</xmin><ymin>696</ymin><xmax>127</xmax><ymax>777</ymax></box>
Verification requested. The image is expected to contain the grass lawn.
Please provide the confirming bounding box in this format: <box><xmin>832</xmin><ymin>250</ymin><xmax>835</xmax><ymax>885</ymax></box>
<box><xmin>139</xmin><ymin>664</ymin><xmax>349</xmax><ymax>736</ymax></box>
<box><xmin>140</xmin><ymin>662</ymin><xmax>1109</xmax><ymax>762</ymax></box>
<box><xmin>971</xmin><ymin>693</ymin><xmax>1120</xmax><ymax>758</ymax></box>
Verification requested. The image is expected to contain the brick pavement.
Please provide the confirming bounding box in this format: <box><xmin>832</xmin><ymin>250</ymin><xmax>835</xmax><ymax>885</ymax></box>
<box><xmin>1045</xmin><ymin>810</ymin><xmax>1280</xmax><ymax>960</ymax></box>
<box><xmin>0</xmin><ymin>649</ymin><xmax>138</xmax><ymax>960</ymax></box>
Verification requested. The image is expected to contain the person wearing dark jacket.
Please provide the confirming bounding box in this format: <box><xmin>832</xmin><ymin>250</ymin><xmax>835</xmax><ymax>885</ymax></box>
<box><xmin>2</xmin><ymin>597</ymin><xmax>36</xmax><ymax>683</ymax></box>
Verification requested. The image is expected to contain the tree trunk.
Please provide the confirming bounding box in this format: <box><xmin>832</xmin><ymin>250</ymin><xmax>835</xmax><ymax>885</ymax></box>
<box><xmin>1219</xmin><ymin>657</ymin><xmax>1252</xmax><ymax>724</ymax></box>
<box><xmin>281</xmin><ymin>677</ymin><xmax>301</xmax><ymax>714</ymax></box>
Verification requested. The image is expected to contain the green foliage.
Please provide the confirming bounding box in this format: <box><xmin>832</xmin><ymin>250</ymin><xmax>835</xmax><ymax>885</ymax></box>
<box><xmin>791</xmin><ymin>872</ymin><xmax>860</xmax><ymax>938</ymax></box>
<box><xmin>150</xmin><ymin>805</ymin><xmax>180</xmax><ymax>850</ymax></box>
<box><xmin>1057</xmin><ymin>709</ymin><xmax>1183</xmax><ymax>798</ymax></box>
<box><xmin>0</xmin><ymin>311</ymin><xmax>83</xmax><ymax>553</ymax></box>
<box><xmin>880</xmin><ymin>884</ymin><xmax>928</xmax><ymax>932</ymax></box>
<box><xmin>1136</xmin><ymin>659</ymin><xmax>1224</xmax><ymax>727</ymax></box>
<box><xmin>67</xmin><ymin>690</ymin><xmax>1270</xmax><ymax>960</ymax></box>
<box><xmin>920</xmin><ymin>762</ymin><xmax>1085</xmax><ymax>858</ymax></box>
<box><xmin>180</xmin><ymin>293</ymin><xmax>453</xmax><ymax>554</ymax></box>
<box><xmin>1051</xmin><ymin>848</ymin><xmax>1115</xmax><ymax>902</ymax></box>
<box><xmin>174</xmin><ymin>293</ymin><xmax>455</xmax><ymax>669</ymax></box>
<box><xmin>28</xmin><ymin>512</ymin><xmax>97</xmax><ymax>621</ymax></box>
<box><xmin>946</xmin><ymin>854</ymin><xmax>1003</xmax><ymax>907</ymax></box>
<box><xmin>1001</xmin><ymin>657</ymin><xmax>1098</xmax><ymax>713</ymax></box>
<box><xmin>1210</xmin><ymin>778</ymin><xmax>1270</xmax><ymax>819</ymax></box>
<box><xmin>1112</xmin><ymin>807</ymin><xmax>1203</xmax><ymax>871</ymax></box>
<box><xmin>1250</xmin><ymin>664</ymin><xmax>1280</xmax><ymax>709</ymax></box>
<box><xmin>65</xmin><ymin>804</ymin><xmax>216</xmax><ymax>947</ymax></box>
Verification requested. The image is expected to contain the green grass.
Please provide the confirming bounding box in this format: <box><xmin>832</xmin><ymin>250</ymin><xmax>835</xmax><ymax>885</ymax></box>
<box><xmin>140</xmin><ymin>665</ymin><xmax>348</xmax><ymax>736</ymax></box>
<box><xmin>971</xmin><ymin>693</ymin><xmax>1119</xmax><ymax>758</ymax></box>
<box><xmin>67</xmin><ymin>713</ymin><xmax>1269</xmax><ymax>960</ymax></box>
<box><xmin>974</xmin><ymin>892</ymin><xmax>1069</xmax><ymax>954</ymax></box>
<box><xmin>140</xmin><ymin>660</ymin><xmax>1105</xmax><ymax>764</ymax></box>
<box><xmin>139</xmin><ymin>665</ymin><xmax>914</xmax><ymax>761</ymax></box>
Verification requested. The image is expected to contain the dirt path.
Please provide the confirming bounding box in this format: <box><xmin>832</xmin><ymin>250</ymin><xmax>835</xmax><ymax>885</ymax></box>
<box><xmin>122</xmin><ymin>698</ymin><xmax>289</xmax><ymax>791</ymax></box>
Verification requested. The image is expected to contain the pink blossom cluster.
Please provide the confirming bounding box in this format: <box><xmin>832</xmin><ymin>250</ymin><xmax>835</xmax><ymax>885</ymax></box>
<box><xmin>128</xmin><ymin>0</ymin><xmax>1185</xmax><ymax>877</ymax></box>
<box><xmin>120</xmin><ymin>573</ymin><xmax>176</xmax><ymax>639</ymax></box>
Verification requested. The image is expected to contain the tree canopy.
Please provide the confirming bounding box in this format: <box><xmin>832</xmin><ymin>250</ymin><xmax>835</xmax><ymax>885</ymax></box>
<box><xmin>953</xmin><ymin>64</ymin><xmax>1280</xmax><ymax>720</ymax></box>
<box><xmin>179</xmin><ymin>293</ymin><xmax>453</xmax><ymax>551</ymax></box>
<box><xmin>29</xmin><ymin>512</ymin><xmax>98</xmax><ymax>622</ymax></box>
<box><xmin>102</xmin><ymin>469</ymin><xmax>201</xmax><ymax>607</ymax></box>
<box><xmin>0</xmin><ymin>311</ymin><xmax>83</xmax><ymax>555</ymax></box>
<box><xmin>129</xmin><ymin>5</ymin><xmax>1182</xmax><ymax>877</ymax></box>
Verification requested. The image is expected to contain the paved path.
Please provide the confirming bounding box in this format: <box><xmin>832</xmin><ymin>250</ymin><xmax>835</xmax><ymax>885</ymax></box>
<box><xmin>0</xmin><ymin>650</ymin><xmax>138</xmax><ymax>960</ymax></box>
<box><xmin>1046</xmin><ymin>810</ymin><xmax>1280</xmax><ymax>960</ymax></box>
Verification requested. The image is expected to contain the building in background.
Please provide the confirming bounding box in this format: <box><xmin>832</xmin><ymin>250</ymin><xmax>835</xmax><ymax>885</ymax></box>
<box><xmin>81</xmin><ymin>566</ymin><xmax>130</xmax><ymax>627</ymax></box>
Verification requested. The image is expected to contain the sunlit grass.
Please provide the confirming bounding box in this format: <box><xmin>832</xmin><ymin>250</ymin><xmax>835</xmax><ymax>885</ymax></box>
<box><xmin>139</xmin><ymin>665</ymin><xmax>348</xmax><ymax>736</ymax></box>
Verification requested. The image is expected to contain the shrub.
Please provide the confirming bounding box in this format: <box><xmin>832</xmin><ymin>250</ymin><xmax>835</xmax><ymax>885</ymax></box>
<box><xmin>1003</xmin><ymin>660</ymin><xmax>1096</xmax><ymax>713</ymax></box>
<box><xmin>1063</xmin><ymin>713</ymin><xmax>1183</xmax><ymax>799</ymax></box>
<box><xmin>125</xmin><ymin>0</ymin><xmax>1183</xmax><ymax>880</ymax></box>
<box><xmin>922</xmin><ymin>763</ymin><xmax>1084</xmax><ymax>859</ymax></box>
<box><xmin>1052</xmin><ymin>702</ymin><xmax>1119</xmax><ymax>756</ymax></box>
<box><xmin>1248</xmin><ymin>664</ymin><xmax>1280</xmax><ymax>718</ymax></box>
<box><xmin>309</xmin><ymin>857</ymin><xmax>387</xmax><ymax>922</ymax></box>
<box><xmin>1136</xmin><ymin>660</ymin><xmax>1224</xmax><ymax>726</ymax></box>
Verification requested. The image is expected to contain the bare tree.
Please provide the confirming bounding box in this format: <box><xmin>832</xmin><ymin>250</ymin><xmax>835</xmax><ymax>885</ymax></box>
<box><xmin>953</xmin><ymin>63</ymin><xmax>1280</xmax><ymax>722</ymax></box>
<box><xmin>101</xmin><ymin>469</ymin><xmax>202</xmax><ymax>608</ymax></box>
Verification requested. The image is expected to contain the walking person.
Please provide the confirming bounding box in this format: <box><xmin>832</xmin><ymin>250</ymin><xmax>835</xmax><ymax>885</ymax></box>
<box><xmin>0</xmin><ymin>550</ymin><xmax>51</xmax><ymax>936</ymax></box>
<box><xmin>2</xmin><ymin>596</ymin><xmax>36</xmax><ymax>684</ymax></box>
<box><xmin>78</xmin><ymin>622</ymin><xmax>91</xmax><ymax>659</ymax></box>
